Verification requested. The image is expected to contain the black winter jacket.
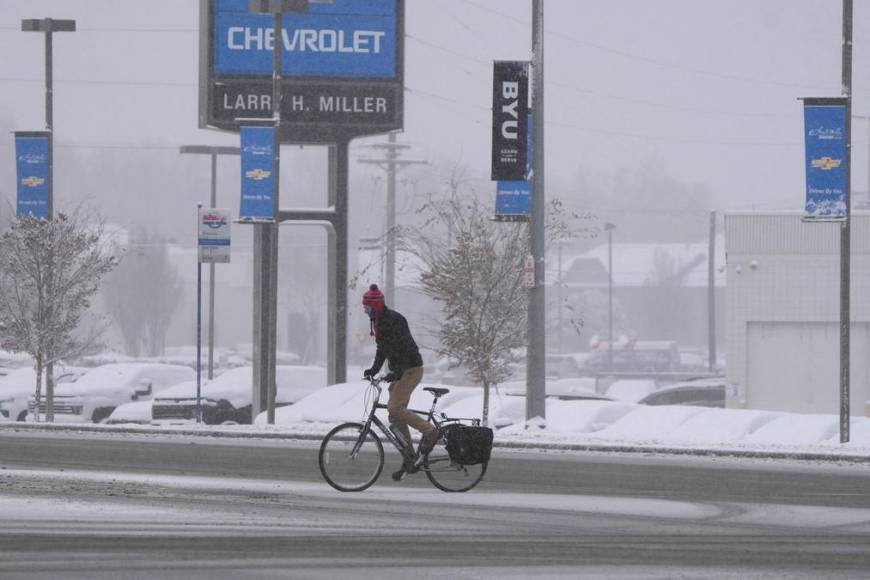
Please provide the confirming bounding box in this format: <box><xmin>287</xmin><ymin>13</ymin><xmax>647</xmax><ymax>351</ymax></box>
<box><xmin>370</xmin><ymin>307</ymin><xmax>423</xmax><ymax>376</ymax></box>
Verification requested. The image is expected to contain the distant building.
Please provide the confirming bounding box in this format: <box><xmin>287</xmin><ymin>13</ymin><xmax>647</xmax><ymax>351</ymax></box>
<box><xmin>725</xmin><ymin>211</ymin><xmax>870</xmax><ymax>416</ymax></box>
<box><xmin>557</xmin><ymin>239</ymin><xmax>725</xmax><ymax>353</ymax></box>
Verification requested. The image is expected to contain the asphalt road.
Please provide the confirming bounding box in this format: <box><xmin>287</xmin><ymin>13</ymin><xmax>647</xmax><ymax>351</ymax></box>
<box><xmin>0</xmin><ymin>429</ymin><xmax>869</xmax><ymax>579</ymax></box>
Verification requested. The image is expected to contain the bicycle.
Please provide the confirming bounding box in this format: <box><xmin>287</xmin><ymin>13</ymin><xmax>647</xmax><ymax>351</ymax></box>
<box><xmin>318</xmin><ymin>376</ymin><xmax>488</xmax><ymax>493</ymax></box>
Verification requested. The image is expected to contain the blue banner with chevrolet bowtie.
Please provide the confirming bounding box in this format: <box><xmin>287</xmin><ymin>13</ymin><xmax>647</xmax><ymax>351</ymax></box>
<box><xmin>803</xmin><ymin>98</ymin><xmax>847</xmax><ymax>220</ymax></box>
<box><xmin>240</xmin><ymin>126</ymin><xmax>276</xmax><ymax>220</ymax></box>
<box><xmin>14</xmin><ymin>132</ymin><xmax>50</xmax><ymax>220</ymax></box>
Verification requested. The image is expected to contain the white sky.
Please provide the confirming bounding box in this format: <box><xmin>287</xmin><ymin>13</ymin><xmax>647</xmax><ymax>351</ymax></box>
<box><xmin>1</xmin><ymin>0</ymin><xmax>869</xmax><ymax>222</ymax></box>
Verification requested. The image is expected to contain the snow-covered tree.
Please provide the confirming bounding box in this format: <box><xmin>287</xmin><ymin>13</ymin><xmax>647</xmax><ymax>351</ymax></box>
<box><xmin>399</xmin><ymin>184</ymin><xmax>588</xmax><ymax>426</ymax></box>
<box><xmin>0</xmin><ymin>213</ymin><xmax>118</xmax><ymax>421</ymax></box>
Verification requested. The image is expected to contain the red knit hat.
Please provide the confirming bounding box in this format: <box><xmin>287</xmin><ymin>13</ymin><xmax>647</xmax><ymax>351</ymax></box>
<box><xmin>362</xmin><ymin>284</ymin><xmax>385</xmax><ymax>314</ymax></box>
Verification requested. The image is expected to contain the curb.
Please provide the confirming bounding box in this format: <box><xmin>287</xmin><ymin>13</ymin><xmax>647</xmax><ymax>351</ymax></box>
<box><xmin>2</xmin><ymin>422</ymin><xmax>869</xmax><ymax>464</ymax></box>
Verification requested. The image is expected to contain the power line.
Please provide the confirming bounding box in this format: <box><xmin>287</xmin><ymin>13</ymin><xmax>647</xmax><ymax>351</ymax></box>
<box><xmin>459</xmin><ymin>0</ymin><xmax>838</xmax><ymax>92</ymax></box>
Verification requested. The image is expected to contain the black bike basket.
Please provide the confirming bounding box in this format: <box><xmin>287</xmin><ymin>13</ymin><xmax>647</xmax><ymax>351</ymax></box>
<box><xmin>445</xmin><ymin>425</ymin><xmax>493</xmax><ymax>465</ymax></box>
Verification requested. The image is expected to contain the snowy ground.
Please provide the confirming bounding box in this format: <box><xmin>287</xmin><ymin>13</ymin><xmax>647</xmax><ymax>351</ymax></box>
<box><xmin>46</xmin><ymin>379</ymin><xmax>870</xmax><ymax>460</ymax></box>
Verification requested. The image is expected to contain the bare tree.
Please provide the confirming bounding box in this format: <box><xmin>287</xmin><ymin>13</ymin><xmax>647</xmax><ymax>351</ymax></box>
<box><xmin>398</xmin><ymin>181</ymin><xmax>586</xmax><ymax>426</ymax></box>
<box><xmin>103</xmin><ymin>228</ymin><xmax>182</xmax><ymax>357</ymax></box>
<box><xmin>0</xmin><ymin>212</ymin><xmax>118</xmax><ymax>421</ymax></box>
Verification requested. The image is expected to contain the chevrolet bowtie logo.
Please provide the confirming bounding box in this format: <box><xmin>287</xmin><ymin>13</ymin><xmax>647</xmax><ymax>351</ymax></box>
<box><xmin>20</xmin><ymin>176</ymin><xmax>45</xmax><ymax>187</ymax></box>
<box><xmin>811</xmin><ymin>157</ymin><xmax>842</xmax><ymax>170</ymax></box>
<box><xmin>245</xmin><ymin>168</ymin><xmax>271</xmax><ymax>180</ymax></box>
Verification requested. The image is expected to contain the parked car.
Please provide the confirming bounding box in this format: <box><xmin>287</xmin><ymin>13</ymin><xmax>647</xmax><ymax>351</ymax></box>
<box><xmin>637</xmin><ymin>378</ymin><xmax>726</xmax><ymax>408</ymax></box>
<box><xmin>30</xmin><ymin>363</ymin><xmax>195</xmax><ymax>423</ymax></box>
<box><xmin>0</xmin><ymin>366</ymin><xmax>85</xmax><ymax>422</ymax></box>
<box><xmin>151</xmin><ymin>365</ymin><xmax>325</xmax><ymax>425</ymax></box>
<box><xmin>584</xmin><ymin>340</ymin><xmax>681</xmax><ymax>373</ymax></box>
<box><xmin>103</xmin><ymin>400</ymin><xmax>154</xmax><ymax>425</ymax></box>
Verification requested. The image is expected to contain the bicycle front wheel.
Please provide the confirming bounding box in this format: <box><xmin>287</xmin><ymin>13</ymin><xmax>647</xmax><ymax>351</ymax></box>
<box><xmin>423</xmin><ymin>438</ymin><xmax>487</xmax><ymax>492</ymax></box>
<box><xmin>319</xmin><ymin>422</ymin><xmax>384</xmax><ymax>492</ymax></box>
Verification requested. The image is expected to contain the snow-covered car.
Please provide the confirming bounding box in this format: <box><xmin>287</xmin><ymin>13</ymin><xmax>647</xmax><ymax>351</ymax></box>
<box><xmin>151</xmin><ymin>365</ymin><xmax>325</xmax><ymax>425</ymax></box>
<box><xmin>0</xmin><ymin>366</ymin><xmax>85</xmax><ymax>422</ymax></box>
<box><xmin>103</xmin><ymin>400</ymin><xmax>154</xmax><ymax>425</ymax></box>
<box><xmin>637</xmin><ymin>378</ymin><xmax>726</xmax><ymax>408</ymax></box>
<box><xmin>30</xmin><ymin>363</ymin><xmax>195</xmax><ymax>423</ymax></box>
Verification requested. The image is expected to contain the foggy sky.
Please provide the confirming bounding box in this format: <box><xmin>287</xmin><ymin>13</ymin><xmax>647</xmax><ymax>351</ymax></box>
<box><xmin>1</xmin><ymin>0</ymin><xmax>868</xmax><ymax>232</ymax></box>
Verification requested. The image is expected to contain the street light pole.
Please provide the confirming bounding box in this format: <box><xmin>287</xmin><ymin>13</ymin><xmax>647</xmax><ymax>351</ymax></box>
<box><xmin>21</xmin><ymin>17</ymin><xmax>75</xmax><ymax>423</ymax></box>
<box><xmin>180</xmin><ymin>145</ymin><xmax>240</xmax><ymax>380</ymax></box>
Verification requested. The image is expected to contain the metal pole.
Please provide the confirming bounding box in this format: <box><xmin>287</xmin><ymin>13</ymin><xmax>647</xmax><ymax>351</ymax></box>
<box><xmin>196</xmin><ymin>203</ymin><xmax>203</xmax><ymax>424</ymax></box>
<box><xmin>208</xmin><ymin>154</ymin><xmax>217</xmax><ymax>380</ymax></box>
<box><xmin>386</xmin><ymin>132</ymin><xmax>397</xmax><ymax>304</ymax></box>
<box><xmin>335</xmin><ymin>140</ymin><xmax>350</xmax><ymax>385</ymax></box>
<box><xmin>708</xmin><ymin>210</ymin><xmax>717</xmax><ymax>373</ymax></box>
<box><xmin>839</xmin><ymin>0</ymin><xmax>853</xmax><ymax>443</ymax></box>
<box><xmin>44</xmin><ymin>25</ymin><xmax>55</xmax><ymax>423</ymax></box>
<box><xmin>21</xmin><ymin>17</ymin><xmax>76</xmax><ymax>422</ymax></box>
<box><xmin>526</xmin><ymin>0</ymin><xmax>546</xmax><ymax>422</ymax></box>
<box><xmin>44</xmin><ymin>24</ymin><xmax>53</xmax><ymax>220</ymax></box>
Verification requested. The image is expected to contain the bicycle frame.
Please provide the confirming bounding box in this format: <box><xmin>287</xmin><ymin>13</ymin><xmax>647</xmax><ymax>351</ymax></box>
<box><xmin>353</xmin><ymin>379</ymin><xmax>480</xmax><ymax>461</ymax></box>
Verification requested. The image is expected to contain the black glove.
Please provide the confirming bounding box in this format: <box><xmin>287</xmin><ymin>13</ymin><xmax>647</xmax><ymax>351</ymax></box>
<box><xmin>383</xmin><ymin>371</ymin><xmax>400</xmax><ymax>383</ymax></box>
<box><xmin>363</xmin><ymin>368</ymin><xmax>376</xmax><ymax>380</ymax></box>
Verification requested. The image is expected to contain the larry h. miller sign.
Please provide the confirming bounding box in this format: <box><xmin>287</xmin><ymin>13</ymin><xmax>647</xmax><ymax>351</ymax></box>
<box><xmin>199</xmin><ymin>0</ymin><xmax>404</xmax><ymax>143</ymax></box>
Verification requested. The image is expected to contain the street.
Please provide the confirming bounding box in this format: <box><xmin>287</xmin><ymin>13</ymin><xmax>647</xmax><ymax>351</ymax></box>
<box><xmin>0</xmin><ymin>429</ymin><xmax>869</xmax><ymax>579</ymax></box>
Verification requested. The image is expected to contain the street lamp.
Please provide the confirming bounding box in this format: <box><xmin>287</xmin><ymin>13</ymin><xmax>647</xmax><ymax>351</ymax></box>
<box><xmin>180</xmin><ymin>145</ymin><xmax>240</xmax><ymax>380</ymax></box>
<box><xmin>21</xmin><ymin>18</ymin><xmax>75</xmax><ymax>423</ymax></box>
<box><xmin>604</xmin><ymin>223</ymin><xmax>616</xmax><ymax>371</ymax></box>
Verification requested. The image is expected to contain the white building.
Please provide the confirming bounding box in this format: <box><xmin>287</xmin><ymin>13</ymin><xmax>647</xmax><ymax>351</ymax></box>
<box><xmin>725</xmin><ymin>211</ymin><xmax>870</xmax><ymax>416</ymax></box>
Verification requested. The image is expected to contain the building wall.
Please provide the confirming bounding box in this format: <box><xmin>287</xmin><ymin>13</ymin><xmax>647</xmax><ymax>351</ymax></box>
<box><xmin>725</xmin><ymin>212</ymin><xmax>870</xmax><ymax>415</ymax></box>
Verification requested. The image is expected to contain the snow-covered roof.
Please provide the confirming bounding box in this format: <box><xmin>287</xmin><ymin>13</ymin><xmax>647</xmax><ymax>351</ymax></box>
<box><xmin>558</xmin><ymin>236</ymin><xmax>726</xmax><ymax>288</ymax></box>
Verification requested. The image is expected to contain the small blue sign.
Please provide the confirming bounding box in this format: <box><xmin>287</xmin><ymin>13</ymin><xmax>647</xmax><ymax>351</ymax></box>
<box><xmin>803</xmin><ymin>101</ymin><xmax>847</xmax><ymax>220</ymax></box>
<box><xmin>240</xmin><ymin>127</ymin><xmax>276</xmax><ymax>220</ymax></box>
<box><xmin>495</xmin><ymin>115</ymin><xmax>532</xmax><ymax>218</ymax></box>
<box><xmin>214</xmin><ymin>0</ymin><xmax>397</xmax><ymax>78</ymax></box>
<box><xmin>14</xmin><ymin>133</ymin><xmax>50</xmax><ymax>220</ymax></box>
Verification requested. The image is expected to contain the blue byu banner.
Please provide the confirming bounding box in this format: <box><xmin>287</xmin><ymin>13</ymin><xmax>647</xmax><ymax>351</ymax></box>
<box><xmin>14</xmin><ymin>132</ymin><xmax>50</xmax><ymax>219</ymax></box>
<box><xmin>495</xmin><ymin>115</ymin><xmax>532</xmax><ymax>220</ymax></box>
<box><xmin>803</xmin><ymin>98</ymin><xmax>847</xmax><ymax>220</ymax></box>
<box><xmin>240</xmin><ymin>126</ymin><xmax>276</xmax><ymax>220</ymax></box>
<box><xmin>214</xmin><ymin>0</ymin><xmax>397</xmax><ymax>78</ymax></box>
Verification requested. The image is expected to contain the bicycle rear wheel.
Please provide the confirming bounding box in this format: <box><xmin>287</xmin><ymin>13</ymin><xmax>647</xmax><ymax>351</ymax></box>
<box><xmin>423</xmin><ymin>437</ymin><xmax>487</xmax><ymax>492</ymax></box>
<box><xmin>319</xmin><ymin>422</ymin><xmax>384</xmax><ymax>492</ymax></box>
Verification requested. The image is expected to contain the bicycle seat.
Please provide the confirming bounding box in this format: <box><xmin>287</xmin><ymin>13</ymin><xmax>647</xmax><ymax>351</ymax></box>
<box><xmin>424</xmin><ymin>387</ymin><xmax>450</xmax><ymax>397</ymax></box>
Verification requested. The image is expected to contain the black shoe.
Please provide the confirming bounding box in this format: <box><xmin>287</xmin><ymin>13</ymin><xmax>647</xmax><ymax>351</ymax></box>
<box><xmin>391</xmin><ymin>454</ymin><xmax>417</xmax><ymax>481</ymax></box>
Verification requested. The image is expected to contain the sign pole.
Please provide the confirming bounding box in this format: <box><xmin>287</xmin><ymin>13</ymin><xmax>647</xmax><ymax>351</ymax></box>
<box><xmin>196</xmin><ymin>202</ymin><xmax>204</xmax><ymax>424</ymax></box>
<box><xmin>527</xmin><ymin>0</ymin><xmax>546</xmax><ymax>423</ymax></box>
<box><xmin>839</xmin><ymin>0</ymin><xmax>853</xmax><ymax>443</ymax></box>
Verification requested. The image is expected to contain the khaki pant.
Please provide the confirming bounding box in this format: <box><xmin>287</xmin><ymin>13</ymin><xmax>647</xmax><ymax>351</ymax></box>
<box><xmin>387</xmin><ymin>366</ymin><xmax>432</xmax><ymax>449</ymax></box>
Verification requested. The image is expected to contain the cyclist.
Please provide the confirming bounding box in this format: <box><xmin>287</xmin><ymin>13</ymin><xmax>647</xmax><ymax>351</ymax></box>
<box><xmin>361</xmin><ymin>284</ymin><xmax>439</xmax><ymax>480</ymax></box>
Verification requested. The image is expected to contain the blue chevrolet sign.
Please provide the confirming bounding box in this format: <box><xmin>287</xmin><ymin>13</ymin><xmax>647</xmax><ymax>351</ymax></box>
<box><xmin>240</xmin><ymin>126</ymin><xmax>276</xmax><ymax>220</ymax></box>
<box><xmin>214</xmin><ymin>0</ymin><xmax>397</xmax><ymax>78</ymax></box>
<box><xmin>803</xmin><ymin>98</ymin><xmax>847</xmax><ymax>220</ymax></box>
<box><xmin>14</xmin><ymin>132</ymin><xmax>50</xmax><ymax>220</ymax></box>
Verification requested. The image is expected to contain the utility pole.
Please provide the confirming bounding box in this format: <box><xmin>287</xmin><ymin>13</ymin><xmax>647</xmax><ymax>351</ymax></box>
<box><xmin>180</xmin><ymin>145</ymin><xmax>240</xmax><ymax>380</ymax></box>
<box><xmin>21</xmin><ymin>17</ymin><xmax>75</xmax><ymax>423</ymax></box>
<box><xmin>527</xmin><ymin>0</ymin><xmax>546</xmax><ymax>422</ymax></box>
<box><xmin>839</xmin><ymin>0</ymin><xmax>853</xmax><ymax>444</ymax></box>
<box><xmin>358</xmin><ymin>133</ymin><xmax>426</xmax><ymax>304</ymax></box>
